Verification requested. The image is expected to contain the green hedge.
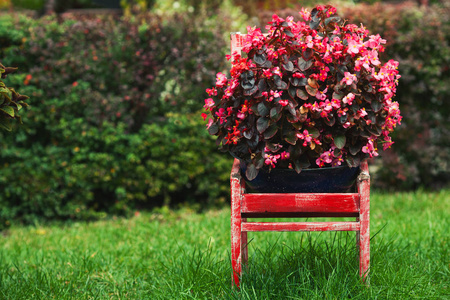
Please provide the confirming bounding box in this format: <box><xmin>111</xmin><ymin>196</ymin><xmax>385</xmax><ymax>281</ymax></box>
<box><xmin>0</xmin><ymin>9</ymin><xmax>237</xmax><ymax>226</ymax></box>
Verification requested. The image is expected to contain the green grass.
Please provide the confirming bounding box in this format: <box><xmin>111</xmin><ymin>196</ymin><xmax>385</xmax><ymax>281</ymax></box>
<box><xmin>1</xmin><ymin>190</ymin><xmax>448</xmax><ymax>299</ymax></box>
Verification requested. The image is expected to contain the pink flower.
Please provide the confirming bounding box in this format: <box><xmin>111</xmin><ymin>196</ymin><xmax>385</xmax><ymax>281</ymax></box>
<box><xmin>341</xmin><ymin>72</ymin><xmax>357</xmax><ymax>86</ymax></box>
<box><xmin>216</xmin><ymin>108</ymin><xmax>226</xmax><ymax>124</ymax></box>
<box><xmin>215</xmin><ymin>72</ymin><xmax>227</xmax><ymax>88</ymax></box>
<box><xmin>206</xmin><ymin>118</ymin><xmax>213</xmax><ymax>129</ymax></box>
<box><xmin>280</xmin><ymin>151</ymin><xmax>290</xmax><ymax>160</ymax></box>
<box><xmin>270</xmin><ymin>90</ymin><xmax>282</xmax><ymax>98</ymax></box>
<box><xmin>337</xmin><ymin>107</ymin><xmax>348</xmax><ymax>117</ymax></box>
<box><xmin>356</xmin><ymin>107</ymin><xmax>368</xmax><ymax>118</ymax></box>
<box><xmin>316</xmin><ymin>150</ymin><xmax>333</xmax><ymax>167</ymax></box>
<box><xmin>272</xmin><ymin>67</ymin><xmax>282</xmax><ymax>77</ymax></box>
<box><xmin>318</xmin><ymin>66</ymin><xmax>329</xmax><ymax>81</ymax></box>
<box><xmin>382</xmin><ymin>135</ymin><xmax>394</xmax><ymax>150</ymax></box>
<box><xmin>265</xmin><ymin>153</ymin><xmax>281</xmax><ymax>168</ymax></box>
<box><xmin>299</xmin><ymin>8</ymin><xmax>310</xmax><ymax>21</ymax></box>
<box><xmin>367</xmin><ymin>50</ymin><xmax>381</xmax><ymax>66</ymax></box>
<box><xmin>365</xmin><ymin>34</ymin><xmax>386</xmax><ymax>50</ymax></box>
<box><xmin>203</xmin><ymin>98</ymin><xmax>215</xmax><ymax>110</ymax></box>
<box><xmin>347</xmin><ymin>38</ymin><xmax>362</xmax><ymax>54</ymax></box>
<box><xmin>305</xmin><ymin>36</ymin><xmax>314</xmax><ymax>48</ymax></box>
<box><xmin>331</xmin><ymin>98</ymin><xmax>341</xmax><ymax>109</ymax></box>
<box><xmin>296</xmin><ymin>129</ymin><xmax>312</xmax><ymax>147</ymax></box>
<box><xmin>242</xmin><ymin>26</ymin><xmax>265</xmax><ymax>53</ymax></box>
<box><xmin>320</xmin><ymin>99</ymin><xmax>333</xmax><ymax>112</ymax></box>
<box><xmin>315</xmin><ymin>88</ymin><xmax>328</xmax><ymax>101</ymax></box>
<box><xmin>332</xmin><ymin>157</ymin><xmax>344</xmax><ymax>167</ymax></box>
<box><xmin>342</xmin><ymin>93</ymin><xmax>355</xmax><ymax>105</ymax></box>
<box><xmin>279</xmin><ymin>99</ymin><xmax>289</xmax><ymax>106</ymax></box>
<box><xmin>362</xmin><ymin>137</ymin><xmax>379</xmax><ymax>158</ymax></box>
<box><xmin>270</xmin><ymin>14</ymin><xmax>285</xmax><ymax>26</ymax></box>
<box><xmin>263</xmin><ymin>69</ymin><xmax>273</xmax><ymax>78</ymax></box>
<box><xmin>293</xmin><ymin>72</ymin><xmax>305</xmax><ymax>78</ymax></box>
<box><xmin>206</xmin><ymin>88</ymin><xmax>217</xmax><ymax>96</ymax></box>
<box><xmin>343</xmin><ymin>121</ymin><xmax>352</xmax><ymax>128</ymax></box>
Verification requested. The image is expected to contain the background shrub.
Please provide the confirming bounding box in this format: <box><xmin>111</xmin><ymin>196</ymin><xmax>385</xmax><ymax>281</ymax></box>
<box><xmin>0</xmin><ymin>6</ymin><xmax>240</xmax><ymax>224</ymax></box>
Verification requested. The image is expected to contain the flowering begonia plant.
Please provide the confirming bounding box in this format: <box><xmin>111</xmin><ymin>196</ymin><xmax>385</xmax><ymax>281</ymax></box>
<box><xmin>203</xmin><ymin>5</ymin><xmax>402</xmax><ymax>180</ymax></box>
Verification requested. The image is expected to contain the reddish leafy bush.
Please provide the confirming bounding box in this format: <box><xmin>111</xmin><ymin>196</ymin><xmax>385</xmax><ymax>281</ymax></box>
<box><xmin>252</xmin><ymin>1</ymin><xmax>449</xmax><ymax>189</ymax></box>
<box><xmin>204</xmin><ymin>5</ymin><xmax>402</xmax><ymax>180</ymax></box>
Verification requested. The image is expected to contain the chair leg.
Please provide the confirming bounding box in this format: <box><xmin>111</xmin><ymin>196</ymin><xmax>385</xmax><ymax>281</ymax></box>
<box><xmin>231</xmin><ymin>174</ymin><xmax>242</xmax><ymax>287</ymax></box>
<box><xmin>242</xmin><ymin>222</ymin><xmax>248</xmax><ymax>265</ymax></box>
<box><xmin>231</xmin><ymin>216</ymin><xmax>241</xmax><ymax>287</ymax></box>
<box><xmin>358</xmin><ymin>163</ymin><xmax>370</xmax><ymax>284</ymax></box>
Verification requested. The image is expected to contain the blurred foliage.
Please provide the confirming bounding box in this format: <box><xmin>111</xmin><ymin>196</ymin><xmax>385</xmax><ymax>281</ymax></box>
<box><xmin>0</xmin><ymin>6</ymin><xmax>235</xmax><ymax>225</ymax></box>
<box><xmin>10</xmin><ymin>0</ymin><xmax>45</xmax><ymax>10</ymax></box>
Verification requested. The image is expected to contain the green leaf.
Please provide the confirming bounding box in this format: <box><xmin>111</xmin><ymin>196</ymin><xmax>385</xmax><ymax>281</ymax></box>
<box><xmin>284</xmin><ymin>130</ymin><xmax>298</xmax><ymax>145</ymax></box>
<box><xmin>293</xmin><ymin>155</ymin><xmax>311</xmax><ymax>173</ymax></box>
<box><xmin>334</xmin><ymin>134</ymin><xmax>346</xmax><ymax>149</ymax></box>
<box><xmin>310</xmin><ymin>20</ymin><xmax>320</xmax><ymax>30</ymax></box>
<box><xmin>243</xmin><ymin>128</ymin><xmax>254</xmax><ymax>140</ymax></box>
<box><xmin>332</xmin><ymin>92</ymin><xmax>344</xmax><ymax>100</ymax></box>
<box><xmin>345</xmin><ymin>156</ymin><xmax>360</xmax><ymax>168</ymax></box>
<box><xmin>270</xmin><ymin>106</ymin><xmax>282</xmax><ymax>121</ymax></box>
<box><xmin>367</xmin><ymin>125</ymin><xmax>382</xmax><ymax>137</ymax></box>
<box><xmin>282</xmin><ymin>61</ymin><xmax>294</xmax><ymax>72</ymax></box>
<box><xmin>303</xmin><ymin>48</ymin><xmax>313</xmax><ymax>60</ymax></box>
<box><xmin>0</xmin><ymin>118</ymin><xmax>11</xmax><ymax>131</ymax></box>
<box><xmin>305</xmin><ymin>85</ymin><xmax>318</xmax><ymax>96</ymax></box>
<box><xmin>306</xmin><ymin>127</ymin><xmax>320</xmax><ymax>138</ymax></box>
<box><xmin>297</xmin><ymin>57</ymin><xmax>313</xmax><ymax>71</ymax></box>
<box><xmin>245</xmin><ymin>163</ymin><xmax>258</xmax><ymax>181</ymax></box>
<box><xmin>371</xmin><ymin>100</ymin><xmax>382</xmax><ymax>112</ymax></box>
<box><xmin>325</xmin><ymin>16</ymin><xmax>342</xmax><ymax>26</ymax></box>
<box><xmin>254</xmin><ymin>53</ymin><xmax>267</xmax><ymax>65</ymax></box>
<box><xmin>266</xmin><ymin>142</ymin><xmax>282</xmax><ymax>152</ymax></box>
<box><xmin>296</xmin><ymin>88</ymin><xmax>309</xmax><ymax>100</ymax></box>
<box><xmin>293</xmin><ymin>161</ymin><xmax>303</xmax><ymax>174</ymax></box>
<box><xmin>307</xmin><ymin>78</ymin><xmax>320</xmax><ymax>89</ymax></box>
<box><xmin>349</xmin><ymin>142</ymin><xmax>361</xmax><ymax>155</ymax></box>
<box><xmin>256</xmin><ymin>117</ymin><xmax>269</xmax><ymax>133</ymax></box>
<box><xmin>274</xmin><ymin>75</ymin><xmax>288</xmax><ymax>90</ymax></box>
<box><xmin>284</xmin><ymin>29</ymin><xmax>294</xmax><ymax>38</ymax></box>
<box><xmin>324</xmin><ymin>116</ymin><xmax>335</xmax><ymax>127</ymax></box>
<box><xmin>257</xmin><ymin>102</ymin><xmax>269</xmax><ymax>117</ymax></box>
<box><xmin>264</xmin><ymin>124</ymin><xmax>278</xmax><ymax>139</ymax></box>
<box><xmin>0</xmin><ymin>106</ymin><xmax>15</xmax><ymax>117</ymax></box>
<box><xmin>207</xmin><ymin>122</ymin><xmax>219</xmax><ymax>135</ymax></box>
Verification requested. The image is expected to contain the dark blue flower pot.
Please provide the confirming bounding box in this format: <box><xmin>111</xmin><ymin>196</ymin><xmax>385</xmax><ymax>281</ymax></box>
<box><xmin>241</xmin><ymin>165</ymin><xmax>360</xmax><ymax>193</ymax></box>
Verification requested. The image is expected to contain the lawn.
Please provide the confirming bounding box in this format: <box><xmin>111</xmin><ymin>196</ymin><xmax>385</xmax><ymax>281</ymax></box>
<box><xmin>0</xmin><ymin>189</ymin><xmax>448</xmax><ymax>299</ymax></box>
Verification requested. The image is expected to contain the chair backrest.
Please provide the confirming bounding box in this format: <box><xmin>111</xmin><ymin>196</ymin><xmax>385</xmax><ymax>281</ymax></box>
<box><xmin>230</xmin><ymin>32</ymin><xmax>245</xmax><ymax>57</ymax></box>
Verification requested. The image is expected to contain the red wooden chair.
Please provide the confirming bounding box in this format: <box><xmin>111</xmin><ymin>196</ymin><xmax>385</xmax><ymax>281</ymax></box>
<box><xmin>229</xmin><ymin>33</ymin><xmax>371</xmax><ymax>287</ymax></box>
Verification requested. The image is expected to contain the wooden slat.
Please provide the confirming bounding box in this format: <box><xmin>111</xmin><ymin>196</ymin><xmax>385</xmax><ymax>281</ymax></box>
<box><xmin>242</xmin><ymin>193</ymin><xmax>360</xmax><ymax>214</ymax></box>
<box><xmin>242</xmin><ymin>212</ymin><xmax>359</xmax><ymax>218</ymax></box>
<box><xmin>242</xmin><ymin>222</ymin><xmax>360</xmax><ymax>232</ymax></box>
